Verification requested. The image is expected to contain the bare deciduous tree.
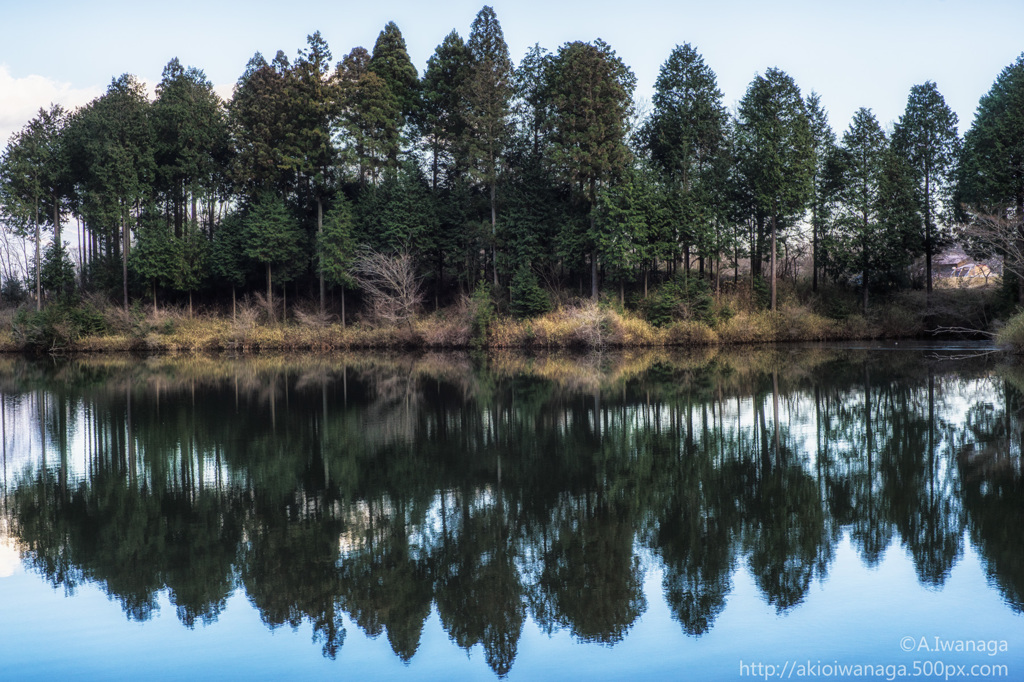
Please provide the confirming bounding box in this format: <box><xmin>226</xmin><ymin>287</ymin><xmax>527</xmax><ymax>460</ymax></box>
<box><xmin>351</xmin><ymin>249</ymin><xmax>422</xmax><ymax>325</ymax></box>
<box><xmin>961</xmin><ymin>209</ymin><xmax>1017</xmax><ymax>281</ymax></box>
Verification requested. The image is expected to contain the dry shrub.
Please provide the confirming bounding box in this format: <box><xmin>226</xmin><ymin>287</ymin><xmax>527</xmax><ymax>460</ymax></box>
<box><xmin>716</xmin><ymin>310</ymin><xmax>776</xmax><ymax>345</ymax></box>
<box><xmin>665</xmin><ymin>320</ymin><xmax>717</xmax><ymax>346</ymax></box>
<box><xmin>604</xmin><ymin>312</ymin><xmax>663</xmax><ymax>346</ymax></box>
<box><xmin>81</xmin><ymin>292</ymin><xmax>135</xmax><ymax>334</ymax></box>
<box><xmin>775</xmin><ymin>305</ymin><xmax>843</xmax><ymax>341</ymax></box>
<box><xmin>998</xmin><ymin>312</ymin><xmax>1024</xmax><ymax>352</ymax></box>
<box><xmin>415</xmin><ymin>315</ymin><xmax>471</xmax><ymax>347</ymax></box>
<box><xmin>231</xmin><ymin>297</ymin><xmax>261</xmax><ymax>346</ymax></box>
<box><xmin>293</xmin><ymin>303</ymin><xmax>333</xmax><ymax>328</ymax></box>
<box><xmin>251</xmin><ymin>292</ymin><xmax>279</xmax><ymax>324</ymax></box>
<box><xmin>530</xmin><ymin>303</ymin><xmax>604</xmax><ymax>347</ymax></box>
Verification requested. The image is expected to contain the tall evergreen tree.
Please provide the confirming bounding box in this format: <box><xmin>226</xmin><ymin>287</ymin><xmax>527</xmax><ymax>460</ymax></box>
<box><xmin>805</xmin><ymin>91</ymin><xmax>835</xmax><ymax>292</ymax></box>
<box><xmin>153</xmin><ymin>58</ymin><xmax>228</xmax><ymax>238</ymax></box>
<box><xmin>512</xmin><ymin>44</ymin><xmax>553</xmax><ymax>158</ymax></box>
<box><xmin>369</xmin><ymin>22</ymin><xmax>419</xmax><ymax>134</ymax></box>
<box><xmin>892</xmin><ymin>81</ymin><xmax>960</xmax><ymax>295</ymax></box>
<box><xmin>68</xmin><ymin>75</ymin><xmax>154</xmax><ymax>310</ymax></box>
<box><xmin>642</xmin><ymin>44</ymin><xmax>728</xmax><ymax>279</ymax></box>
<box><xmin>826</xmin><ymin>109</ymin><xmax>918</xmax><ymax>311</ymax></box>
<box><xmin>338</xmin><ymin>47</ymin><xmax>401</xmax><ymax>183</ymax></box>
<box><xmin>546</xmin><ymin>39</ymin><xmax>636</xmax><ymax>299</ymax></box>
<box><xmin>735</xmin><ymin>68</ymin><xmax>813</xmax><ymax>310</ymax></box>
<box><xmin>229</xmin><ymin>52</ymin><xmax>292</xmax><ymax>197</ymax></box>
<box><xmin>287</xmin><ymin>31</ymin><xmax>341</xmax><ymax>314</ymax></box>
<box><xmin>419</xmin><ymin>31</ymin><xmax>472</xmax><ymax>190</ymax></box>
<box><xmin>464</xmin><ymin>5</ymin><xmax>513</xmax><ymax>287</ymax></box>
<box><xmin>243</xmin><ymin>193</ymin><xmax>304</xmax><ymax>321</ymax></box>
<box><xmin>318</xmin><ymin>195</ymin><xmax>357</xmax><ymax>326</ymax></box>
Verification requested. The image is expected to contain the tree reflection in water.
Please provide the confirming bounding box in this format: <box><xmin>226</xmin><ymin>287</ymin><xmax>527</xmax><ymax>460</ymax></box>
<box><xmin>0</xmin><ymin>348</ymin><xmax>1020</xmax><ymax>677</ymax></box>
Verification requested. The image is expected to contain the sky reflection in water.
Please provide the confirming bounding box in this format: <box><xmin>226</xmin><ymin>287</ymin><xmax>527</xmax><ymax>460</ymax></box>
<box><xmin>0</xmin><ymin>346</ymin><xmax>1020</xmax><ymax>680</ymax></box>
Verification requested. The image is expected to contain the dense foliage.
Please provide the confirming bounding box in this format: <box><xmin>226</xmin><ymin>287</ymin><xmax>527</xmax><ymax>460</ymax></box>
<box><xmin>0</xmin><ymin>6</ymin><xmax>1018</xmax><ymax>323</ymax></box>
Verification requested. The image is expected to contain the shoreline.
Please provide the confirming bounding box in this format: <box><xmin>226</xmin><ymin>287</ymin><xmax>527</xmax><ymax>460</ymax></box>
<box><xmin>0</xmin><ymin>300</ymin><xmax>1001</xmax><ymax>355</ymax></box>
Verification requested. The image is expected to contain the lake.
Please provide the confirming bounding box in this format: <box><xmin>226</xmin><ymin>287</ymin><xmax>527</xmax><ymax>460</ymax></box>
<box><xmin>0</xmin><ymin>344</ymin><xmax>1020</xmax><ymax>680</ymax></box>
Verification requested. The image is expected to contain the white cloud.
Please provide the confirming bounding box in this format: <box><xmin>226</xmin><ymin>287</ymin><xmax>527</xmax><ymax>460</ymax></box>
<box><xmin>0</xmin><ymin>64</ymin><xmax>101</xmax><ymax>146</ymax></box>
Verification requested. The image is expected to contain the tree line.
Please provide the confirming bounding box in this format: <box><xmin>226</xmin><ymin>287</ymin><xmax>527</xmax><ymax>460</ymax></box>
<box><xmin>0</xmin><ymin>6</ymin><xmax>1020</xmax><ymax>321</ymax></box>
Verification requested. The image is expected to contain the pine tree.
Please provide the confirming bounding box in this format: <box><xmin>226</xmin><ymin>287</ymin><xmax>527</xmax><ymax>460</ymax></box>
<box><xmin>419</xmin><ymin>31</ymin><xmax>471</xmax><ymax>190</ymax></box>
<box><xmin>338</xmin><ymin>47</ymin><xmax>401</xmax><ymax>183</ymax></box>
<box><xmin>546</xmin><ymin>39</ymin><xmax>636</xmax><ymax>300</ymax></box>
<box><xmin>642</xmin><ymin>44</ymin><xmax>728</xmax><ymax>277</ymax></box>
<box><xmin>0</xmin><ymin>106</ymin><xmax>67</xmax><ymax>310</ymax></box>
<box><xmin>287</xmin><ymin>31</ymin><xmax>341</xmax><ymax>314</ymax></box>
<box><xmin>892</xmin><ymin>81</ymin><xmax>960</xmax><ymax>295</ymax></box>
<box><xmin>153</xmin><ymin>58</ymin><xmax>228</xmax><ymax>238</ymax></box>
<box><xmin>243</xmin><ymin>193</ymin><xmax>303</xmax><ymax>321</ymax></box>
<box><xmin>66</xmin><ymin>75</ymin><xmax>154</xmax><ymax>311</ymax></box>
<box><xmin>318</xmin><ymin>195</ymin><xmax>357</xmax><ymax>326</ymax></box>
<box><xmin>464</xmin><ymin>6</ymin><xmax>513</xmax><ymax>287</ymax></box>
<box><xmin>827</xmin><ymin>108</ymin><xmax>918</xmax><ymax>311</ymax></box>
<box><xmin>805</xmin><ymin>92</ymin><xmax>835</xmax><ymax>292</ymax></box>
<box><xmin>735</xmin><ymin>68</ymin><xmax>814</xmax><ymax>310</ymax></box>
<box><xmin>369</xmin><ymin>22</ymin><xmax>419</xmax><ymax>129</ymax></box>
<box><xmin>229</xmin><ymin>53</ymin><xmax>291</xmax><ymax>196</ymax></box>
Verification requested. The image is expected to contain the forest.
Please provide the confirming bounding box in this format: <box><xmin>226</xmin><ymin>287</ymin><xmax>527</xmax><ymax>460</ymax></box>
<box><xmin>0</xmin><ymin>6</ymin><xmax>1022</xmax><ymax>348</ymax></box>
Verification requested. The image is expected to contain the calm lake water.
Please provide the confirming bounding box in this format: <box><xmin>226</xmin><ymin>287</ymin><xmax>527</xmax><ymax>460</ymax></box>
<box><xmin>0</xmin><ymin>344</ymin><xmax>1021</xmax><ymax>681</ymax></box>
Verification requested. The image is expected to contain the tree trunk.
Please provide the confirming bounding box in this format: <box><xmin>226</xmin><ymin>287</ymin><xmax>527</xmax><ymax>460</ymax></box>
<box><xmin>318</xmin><ymin>198</ymin><xmax>325</xmax><ymax>316</ymax></box>
<box><xmin>34</xmin><ymin>198</ymin><xmax>40</xmax><ymax>311</ymax></box>
<box><xmin>266</xmin><ymin>263</ymin><xmax>274</xmax><ymax>322</ymax></box>
<box><xmin>812</xmin><ymin>203</ymin><xmax>819</xmax><ymax>293</ymax></box>
<box><xmin>1016</xmin><ymin>193</ymin><xmax>1024</xmax><ymax>304</ymax></box>
<box><xmin>491</xmin><ymin>182</ymin><xmax>498</xmax><ymax>288</ymax></box>
<box><xmin>924</xmin><ymin>174</ymin><xmax>932</xmax><ymax>297</ymax></box>
<box><xmin>770</xmin><ymin>214</ymin><xmax>777</xmax><ymax>311</ymax></box>
<box><xmin>122</xmin><ymin>212</ymin><xmax>129</xmax><ymax>313</ymax></box>
<box><xmin>341</xmin><ymin>288</ymin><xmax>346</xmax><ymax>329</ymax></box>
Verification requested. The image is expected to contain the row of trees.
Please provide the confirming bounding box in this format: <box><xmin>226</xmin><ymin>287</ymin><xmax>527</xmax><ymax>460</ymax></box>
<box><xmin>0</xmin><ymin>6</ymin><xmax>1019</xmax><ymax>320</ymax></box>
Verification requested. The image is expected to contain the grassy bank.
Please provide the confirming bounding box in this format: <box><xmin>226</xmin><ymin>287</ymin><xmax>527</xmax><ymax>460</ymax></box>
<box><xmin>0</xmin><ymin>285</ymin><xmax>1003</xmax><ymax>354</ymax></box>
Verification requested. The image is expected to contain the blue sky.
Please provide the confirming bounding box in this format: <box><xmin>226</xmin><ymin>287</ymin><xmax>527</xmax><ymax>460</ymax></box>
<box><xmin>2</xmin><ymin>0</ymin><xmax>1022</xmax><ymax>145</ymax></box>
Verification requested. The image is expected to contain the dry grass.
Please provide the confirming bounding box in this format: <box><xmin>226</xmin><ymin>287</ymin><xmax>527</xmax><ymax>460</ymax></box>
<box><xmin>0</xmin><ymin>283</ymin><xmax>1000</xmax><ymax>354</ymax></box>
<box><xmin>996</xmin><ymin>312</ymin><xmax>1024</xmax><ymax>352</ymax></box>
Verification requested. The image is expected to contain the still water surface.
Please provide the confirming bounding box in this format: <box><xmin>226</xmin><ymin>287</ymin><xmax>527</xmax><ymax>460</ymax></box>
<box><xmin>0</xmin><ymin>345</ymin><xmax>1020</xmax><ymax>680</ymax></box>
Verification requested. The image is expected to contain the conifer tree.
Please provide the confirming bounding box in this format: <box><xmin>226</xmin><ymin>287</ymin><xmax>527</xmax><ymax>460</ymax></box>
<box><xmin>546</xmin><ymin>39</ymin><xmax>636</xmax><ymax>300</ymax></box>
<box><xmin>243</xmin><ymin>193</ymin><xmax>303</xmax><ymax>321</ymax></box>
<box><xmin>153</xmin><ymin>58</ymin><xmax>228</xmax><ymax>238</ymax></box>
<box><xmin>0</xmin><ymin>106</ymin><xmax>68</xmax><ymax>309</ymax></box>
<box><xmin>464</xmin><ymin>6</ymin><xmax>513</xmax><ymax>287</ymax></box>
<box><xmin>288</xmin><ymin>31</ymin><xmax>341</xmax><ymax>314</ymax></box>
<box><xmin>959</xmin><ymin>54</ymin><xmax>1024</xmax><ymax>298</ymax></box>
<box><xmin>827</xmin><ymin>109</ymin><xmax>918</xmax><ymax>312</ymax></box>
<box><xmin>339</xmin><ymin>47</ymin><xmax>401</xmax><ymax>183</ymax></box>
<box><xmin>369</xmin><ymin>22</ymin><xmax>419</xmax><ymax>132</ymax></box>
<box><xmin>318</xmin><ymin>195</ymin><xmax>357</xmax><ymax>326</ymax></box>
<box><xmin>419</xmin><ymin>31</ymin><xmax>472</xmax><ymax>190</ymax></box>
<box><xmin>805</xmin><ymin>92</ymin><xmax>835</xmax><ymax>292</ymax></box>
<box><xmin>892</xmin><ymin>81</ymin><xmax>959</xmax><ymax>295</ymax></box>
<box><xmin>735</xmin><ymin>68</ymin><xmax>813</xmax><ymax>310</ymax></box>
<box><xmin>229</xmin><ymin>53</ymin><xmax>291</xmax><ymax>196</ymax></box>
<box><xmin>642</xmin><ymin>44</ymin><xmax>728</xmax><ymax>277</ymax></box>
